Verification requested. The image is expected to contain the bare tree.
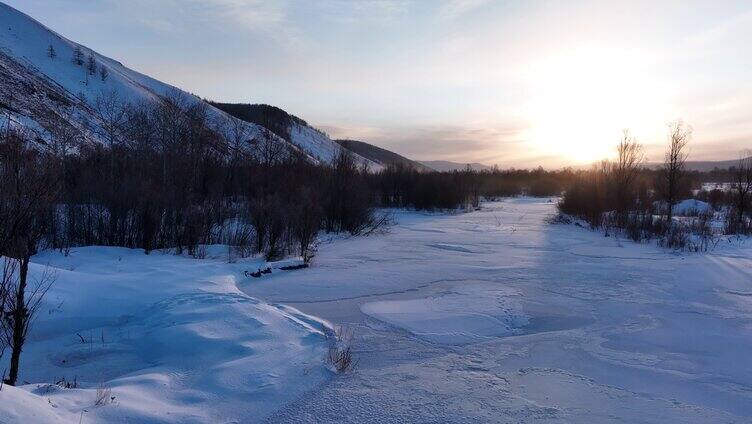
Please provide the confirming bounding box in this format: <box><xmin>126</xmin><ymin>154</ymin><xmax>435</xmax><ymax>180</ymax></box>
<box><xmin>49</xmin><ymin>107</ymin><xmax>81</xmax><ymax>160</ymax></box>
<box><xmin>732</xmin><ymin>151</ymin><xmax>752</xmax><ymax>226</ymax></box>
<box><xmin>290</xmin><ymin>188</ymin><xmax>322</xmax><ymax>263</ymax></box>
<box><xmin>0</xmin><ymin>259</ymin><xmax>17</xmax><ymax>360</ymax></box>
<box><xmin>216</xmin><ymin>114</ymin><xmax>252</xmax><ymax>199</ymax></box>
<box><xmin>2</xmin><ymin>264</ymin><xmax>55</xmax><ymax>386</ymax></box>
<box><xmin>265</xmin><ymin>198</ymin><xmax>287</xmax><ymax>262</ymax></box>
<box><xmin>611</xmin><ymin>130</ymin><xmax>644</xmax><ymax>217</ymax></box>
<box><xmin>99</xmin><ymin>66</ymin><xmax>109</xmax><ymax>82</ymax></box>
<box><xmin>660</xmin><ymin>121</ymin><xmax>691</xmax><ymax>223</ymax></box>
<box><xmin>93</xmin><ymin>91</ymin><xmax>129</xmax><ymax>151</ymax></box>
<box><xmin>0</xmin><ymin>129</ymin><xmax>59</xmax><ymax>385</ymax></box>
<box><xmin>46</xmin><ymin>44</ymin><xmax>56</xmax><ymax>60</ymax></box>
<box><xmin>249</xmin><ymin>197</ymin><xmax>270</xmax><ymax>255</ymax></box>
<box><xmin>254</xmin><ymin>130</ymin><xmax>287</xmax><ymax>168</ymax></box>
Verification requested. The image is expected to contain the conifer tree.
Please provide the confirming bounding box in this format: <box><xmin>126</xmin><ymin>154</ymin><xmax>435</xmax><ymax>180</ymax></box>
<box><xmin>86</xmin><ymin>55</ymin><xmax>97</xmax><ymax>75</ymax></box>
<box><xmin>72</xmin><ymin>46</ymin><xmax>84</xmax><ymax>65</ymax></box>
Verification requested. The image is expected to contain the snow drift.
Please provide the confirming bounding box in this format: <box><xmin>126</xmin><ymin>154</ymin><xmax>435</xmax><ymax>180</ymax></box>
<box><xmin>0</xmin><ymin>247</ymin><xmax>332</xmax><ymax>423</ymax></box>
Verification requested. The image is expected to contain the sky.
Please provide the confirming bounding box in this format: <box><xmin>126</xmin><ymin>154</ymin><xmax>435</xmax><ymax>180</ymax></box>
<box><xmin>6</xmin><ymin>0</ymin><xmax>751</xmax><ymax>168</ymax></box>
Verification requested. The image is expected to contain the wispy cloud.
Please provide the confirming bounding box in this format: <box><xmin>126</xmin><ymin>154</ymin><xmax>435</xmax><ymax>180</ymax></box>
<box><xmin>321</xmin><ymin>122</ymin><xmax>530</xmax><ymax>166</ymax></box>
<box><xmin>316</xmin><ymin>0</ymin><xmax>411</xmax><ymax>25</ymax></box>
<box><xmin>687</xmin><ymin>8</ymin><xmax>752</xmax><ymax>46</ymax></box>
<box><xmin>137</xmin><ymin>17</ymin><xmax>179</xmax><ymax>33</ymax></box>
<box><xmin>436</xmin><ymin>0</ymin><xmax>491</xmax><ymax>21</ymax></box>
<box><xmin>191</xmin><ymin>0</ymin><xmax>286</xmax><ymax>28</ymax></box>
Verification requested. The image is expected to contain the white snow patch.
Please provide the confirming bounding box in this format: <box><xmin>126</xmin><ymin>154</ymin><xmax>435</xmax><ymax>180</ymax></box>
<box><xmin>361</xmin><ymin>283</ymin><xmax>528</xmax><ymax>345</ymax></box>
<box><xmin>0</xmin><ymin>247</ymin><xmax>332</xmax><ymax>423</ymax></box>
<box><xmin>654</xmin><ymin>199</ymin><xmax>713</xmax><ymax>216</ymax></box>
<box><xmin>288</xmin><ymin>121</ymin><xmax>382</xmax><ymax>170</ymax></box>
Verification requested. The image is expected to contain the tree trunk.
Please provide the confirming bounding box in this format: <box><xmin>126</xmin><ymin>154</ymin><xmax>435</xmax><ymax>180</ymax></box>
<box><xmin>6</xmin><ymin>256</ymin><xmax>29</xmax><ymax>386</ymax></box>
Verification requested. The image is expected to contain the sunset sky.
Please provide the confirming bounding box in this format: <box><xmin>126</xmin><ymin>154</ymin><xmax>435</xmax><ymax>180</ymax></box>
<box><xmin>8</xmin><ymin>0</ymin><xmax>752</xmax><ymax>168</ymax></box>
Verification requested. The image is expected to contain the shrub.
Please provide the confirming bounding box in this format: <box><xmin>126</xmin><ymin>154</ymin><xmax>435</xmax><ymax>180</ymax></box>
<box><xmin>325</xmin><ymin>326</ymin><xmax>358</xmax><ymax>374</ymax></box>
<box><xmin>94</xmin><ymin>383</ymin><xmax>115</xmax><ymax>406</ymax></box>
<box><xmin>527</xmin><ymin>177</ymin><xmax>561</xmax><ymax>197</ymax></box>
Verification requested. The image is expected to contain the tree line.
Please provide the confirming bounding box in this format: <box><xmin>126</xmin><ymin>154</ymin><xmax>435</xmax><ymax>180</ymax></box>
<box><xmin>558</xmin><ymin>123</ymin><xmax>752</xmax><ymax>247</ymax></box>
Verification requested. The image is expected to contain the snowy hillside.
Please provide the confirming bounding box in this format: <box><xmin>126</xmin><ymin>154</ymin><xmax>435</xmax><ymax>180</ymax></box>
<box><xmin>211</xmin><ymin>102</ymin><xmax>382</xmax><ymax>169</ymax></box>
<box><xmin>0</xmin><ymin>3</ymin><xmax>298</xmax><ymax>158</ymax></box>
<box><xmin>0</xmin><ymin>2</ymin><xmax>381</xmax><ymax>166</ymax></box>
<box><xmin>289</xmin><ymin>121</ymin><xmax>382</xmax><ymax>169</ymax></box>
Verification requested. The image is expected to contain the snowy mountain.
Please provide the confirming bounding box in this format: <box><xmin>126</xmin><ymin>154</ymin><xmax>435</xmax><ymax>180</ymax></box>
<box><xmin>211</xmin><ymin>102</ymin><xmax>381</xmax><ymax>169</ymax></box>
<box><xmin>0</xmin><ymin>2</ymin><xmax>367</xmax><ymax>165</ymax></box>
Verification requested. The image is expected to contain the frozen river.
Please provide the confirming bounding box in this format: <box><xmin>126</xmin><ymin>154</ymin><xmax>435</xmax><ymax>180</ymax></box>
<box><xmin>245</xmin><ymin>198</ymin><xmax>752</xmax><ymax>423</ymax></box>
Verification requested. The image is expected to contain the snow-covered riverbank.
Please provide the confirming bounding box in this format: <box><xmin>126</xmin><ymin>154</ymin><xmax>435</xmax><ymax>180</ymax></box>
<box><xmin>0</xmin><ymin>247</ymin><xmax>332</xmax><ymax>423</ymax></box>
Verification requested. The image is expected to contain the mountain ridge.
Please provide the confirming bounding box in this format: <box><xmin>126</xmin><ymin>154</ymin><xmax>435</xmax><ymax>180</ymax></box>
<box><xmin>334</xmin><ymin>138</ymin><xmax>431</xmax><ymax>171</ymax></box>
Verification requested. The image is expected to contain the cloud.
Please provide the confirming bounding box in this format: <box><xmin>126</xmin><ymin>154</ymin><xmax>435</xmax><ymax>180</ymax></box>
<box><xmin>320</xmin><ymin>122</ymin><xmax>531</xmax><ymax>166</ymax></box>
<box><xmin>436</xmin><ymin>0</ymin><xmax>491</xmax><ymax>21</ymax></box>
<box><xmin>687</xmin><ymin>8</ymin><xmax>752</xmax><ymax>47</ymax></box>
<box><xmin>137</xmin><ymin>17</ymin><xmax>179</xmax><ymax>33</ymax></box>
<box><xmin>176</xmin><ymin>0</ymin><xmax>288</xmax><ymax>35</ymax></box>
<box><xmin>315</xmin><ymin>0</ymin><xmax>411</xmax><ymax>25</ymax></box>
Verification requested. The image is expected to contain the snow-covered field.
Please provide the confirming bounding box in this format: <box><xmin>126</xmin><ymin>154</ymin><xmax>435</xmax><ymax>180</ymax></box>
<box><xmin>3</xmin><ymin>198</ymin><xmax>752</xmax><ymax>423</ymax></box>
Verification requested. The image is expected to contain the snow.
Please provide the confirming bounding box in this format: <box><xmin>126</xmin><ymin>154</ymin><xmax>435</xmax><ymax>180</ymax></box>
<box><xmin>361</xmin><ymin>283</ymin><xmax>528</xmax><ymax>345</ymax></box>
<box><xmin>0</xmin><ymin>2</ymin><xmax>155</xmax><ymax>106</ymax></box>
<box><xmin>0</xmin><ymin>247</ymin><xmax>332</xmax><ymax>423</ymax></box>
<box><xmin>3</xmin><ymin>200</ymin><xmax>752</xmax><ymax>423</ymax></box>
<box><xmin>673</xmin><ymin>198</ymin><xmax>713</xmax><ymax>215</ymax></box>
<box><xmin>654</xmin><ymin>198</ymin><xmax>714</xmax><ymax>216</ymax></box>
<box><xmin>287</xmin><ymin>122</ymin><xmax>382</xmax><ymax>170</ymax></box>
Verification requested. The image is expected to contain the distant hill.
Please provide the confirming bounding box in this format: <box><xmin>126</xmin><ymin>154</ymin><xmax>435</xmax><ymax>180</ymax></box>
<box><xmin>645</xmin><ymin>156</ymin><xmax>751</xmax><ymax>172</ymax></box>
<box><xmin>419</xmin><ymin>160</ymin><xmax>493</xmax><ymax>172</ymax></box>
<box><xmin>210</xmin><ymin>102</ymin><xmax>379</xmax><ymax>169</ymax></box>
<box><xmin>334</xmin><ymin>139</ymin><xmax>431</xmax><ymax>171</ymax></box>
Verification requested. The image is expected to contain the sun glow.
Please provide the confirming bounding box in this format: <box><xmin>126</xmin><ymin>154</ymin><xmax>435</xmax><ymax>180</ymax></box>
<box><xmin>522</xmin><ymin>47</ymin><xmax>671</xmax><ymax>165</ymax></box>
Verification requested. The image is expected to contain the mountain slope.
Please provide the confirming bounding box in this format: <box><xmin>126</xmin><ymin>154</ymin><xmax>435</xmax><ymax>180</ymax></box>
<box><xmin>211</xmin><ymin>102</ymin><xmax>380</xmax><ymax>169</ymax></box>
<box><xmin>0</xmin><ymin>3</ymin><xmax>307</xmax><ymax>160</ymax></box>
<box><xmin>334</xmin><ymin>138</ymin><xmax>431</xmax><ymax>171</ymax></box>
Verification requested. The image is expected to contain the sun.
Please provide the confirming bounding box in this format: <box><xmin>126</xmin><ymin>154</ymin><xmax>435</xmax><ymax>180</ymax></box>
<box><xmin>521</xmin><ymin>46</ymin><xmax>669</xmax><ymax>165</ymax></box>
